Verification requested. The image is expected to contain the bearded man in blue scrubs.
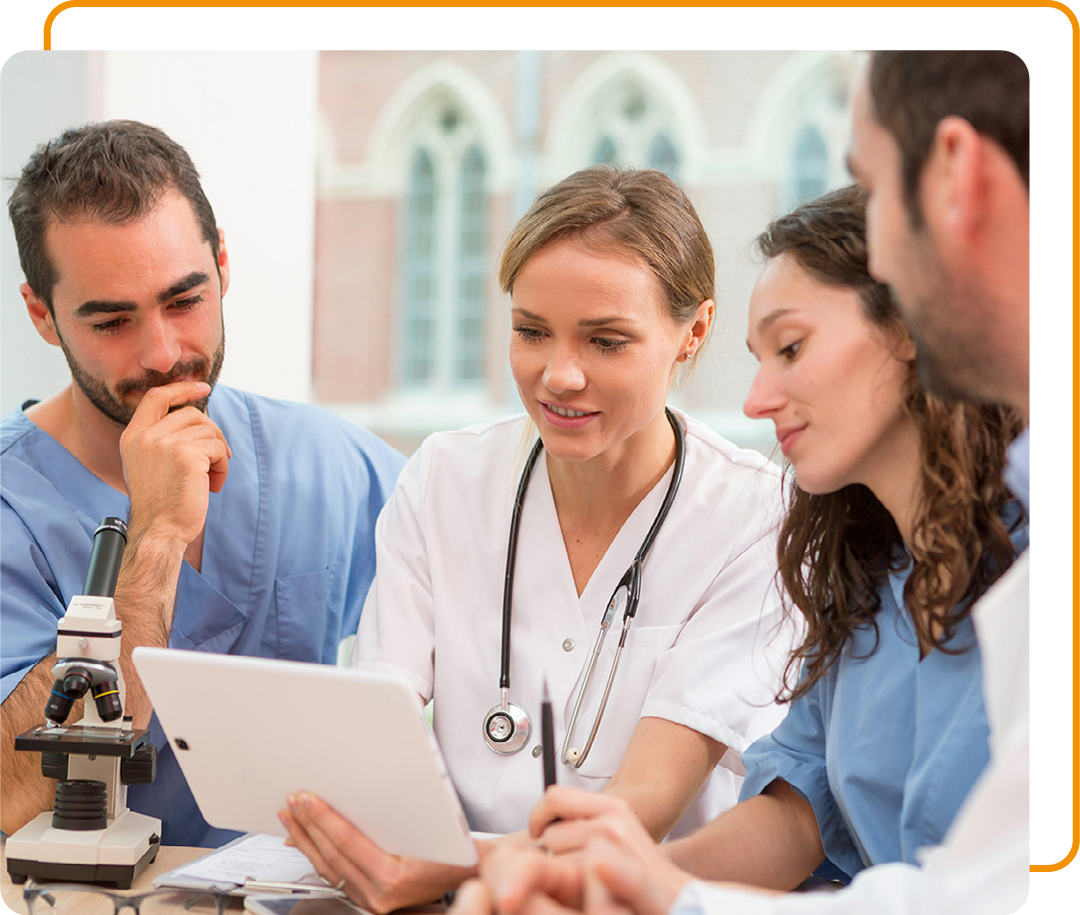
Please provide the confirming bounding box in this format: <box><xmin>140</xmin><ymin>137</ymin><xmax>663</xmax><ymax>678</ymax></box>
<box><xmin>0</xmin><ymin>121</ymin><xmax>405</xmax><ymax>846</ymax></box>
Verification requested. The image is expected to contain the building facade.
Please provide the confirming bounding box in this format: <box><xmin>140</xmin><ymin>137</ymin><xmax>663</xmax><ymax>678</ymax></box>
<box><xmin>313</xmin><ymin>50</ymin><xmax>858</xmax><ymax>455</ymax></box>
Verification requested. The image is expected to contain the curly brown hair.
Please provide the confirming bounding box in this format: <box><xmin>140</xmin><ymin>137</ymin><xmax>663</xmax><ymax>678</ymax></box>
<box><xmin>758</xmin><ymin>186</ymin><xmax>1025</xmax><ymax>702</ymax></box>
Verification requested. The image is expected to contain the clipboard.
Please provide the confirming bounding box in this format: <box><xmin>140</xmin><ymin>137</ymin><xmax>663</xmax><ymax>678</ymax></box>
<box><xmin>133</xmin><ymin>647</ymin><xmax>476</xmax><ymax>867</ymax></box>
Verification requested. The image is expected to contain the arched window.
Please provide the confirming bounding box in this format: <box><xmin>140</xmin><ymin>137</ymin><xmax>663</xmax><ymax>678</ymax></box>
<box><xmin>593</xmin><ymin>135</ymin><xmax>618</xmax><ymax>167</ymax></box>
<box><xmin>455</xmin><ymin>145</ymin><xmax>487</xmax><ymax>383</ymax></box>
<box><xmin>646</xmin><ymin>133</ymin><xmax>679</xmax><ymax>175</ymax></box>
<box><xmin>582</xmin><ymin>80</ymin><xmax>681</xmax><ymax>180</ymax></box>
<box><xmin>398</xmin><ymin>100</ymin><xmax>489</xmax><ymax>389</ymax></box>
<box><xmin>402</xmin><ymin>150</ymin><xmax>436</xmax><ymax>384</ymax></box>
<box><xmin>790</xmin><ymin>125</ymin><xmax>828</xmax><ymax>203</ymax></box>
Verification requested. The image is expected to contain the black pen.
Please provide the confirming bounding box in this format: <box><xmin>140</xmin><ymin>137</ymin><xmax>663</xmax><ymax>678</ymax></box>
<box><xmin>541</xmin><ymin>676</ymin><xmax>557</xmax><ymax>790</ymax></box>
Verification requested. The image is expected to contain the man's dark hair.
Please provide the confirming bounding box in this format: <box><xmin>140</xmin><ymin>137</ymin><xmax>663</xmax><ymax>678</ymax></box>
<box><xmin>8</xmin><ymin>119</ymin><xmax>219</xmax><ymax>315</ymax></box>
<box><xmin>868</xmin><ymin>51</ymin><xmax>1029</xmax><ymax>224</ymax></box>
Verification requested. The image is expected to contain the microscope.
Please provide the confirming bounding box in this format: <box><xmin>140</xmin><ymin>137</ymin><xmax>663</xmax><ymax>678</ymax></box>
<box><xmin>6</xmin><ymin>518</ymin><xmax>162</xmax><ymax>889</ymax></box>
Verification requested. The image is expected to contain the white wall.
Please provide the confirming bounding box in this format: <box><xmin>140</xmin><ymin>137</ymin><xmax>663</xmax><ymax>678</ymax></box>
<box><xmin>1</xmin><ymin>51</ymin><xmax>320</xmax><ymax>414</ymax></box>
<box><xmin>1</xmin><ymin>52</ymin><xmax>88</xmax><ymax>415</ymax></box>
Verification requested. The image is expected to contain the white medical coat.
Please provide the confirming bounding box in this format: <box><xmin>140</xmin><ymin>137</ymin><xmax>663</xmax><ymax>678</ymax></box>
<box><xmin>355</xmin><ymin>412</ymin><xmax>793</xmax><ymax>836</ymax></box>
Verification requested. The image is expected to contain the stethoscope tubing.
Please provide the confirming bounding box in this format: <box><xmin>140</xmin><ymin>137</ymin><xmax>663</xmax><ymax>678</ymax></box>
<box><xmin>499</xmin><ymin>439</ymin><xmax>544</xmax><ymax>691</ymax></box>
<box><xmin>489</xmin><ymin>407</ymin><xmax>686</xmax><ymax>761</ymax></box>
<box><xmin>573</xmin><ymin>614</ymin><xmax>633</xmax><ymax>766</ymax></box>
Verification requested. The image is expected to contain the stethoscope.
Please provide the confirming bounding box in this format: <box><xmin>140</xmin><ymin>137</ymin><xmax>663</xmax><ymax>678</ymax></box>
<box><xmin>482</xmin><ymin>407</ymin><xmax>686</xmax><ymax>766</ymax></box>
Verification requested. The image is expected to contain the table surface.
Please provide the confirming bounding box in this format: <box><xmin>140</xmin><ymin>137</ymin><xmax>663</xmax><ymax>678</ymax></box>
<box><xmin>1</xmin><ymin>840</ymin><xmax>229</xmax><ymax>914</ymax></box>
<box><xmin>2</xmin><ymin>839</ymin><xmax>447</xmax><ymax>915</ymax></box>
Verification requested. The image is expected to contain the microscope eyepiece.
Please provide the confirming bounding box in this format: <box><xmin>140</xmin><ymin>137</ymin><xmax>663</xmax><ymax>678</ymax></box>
<box><xmin>82</xmin><ymin>517</ymin><xmax>128</xmax><ymax>598</ymax></box>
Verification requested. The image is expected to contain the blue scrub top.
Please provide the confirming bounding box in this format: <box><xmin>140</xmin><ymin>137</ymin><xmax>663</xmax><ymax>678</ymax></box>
<box><xmin>1</xmin><ymin>386</ymin><xmax>404</xmax><ymax>845</ymax></box>
<box><xmin>1005</xmin><ymin>428</ymin><xmax>1030</xmax><ymax>511</ymax></box>
<box><xmin>740</xmin><ymin>511</ymin><xmax>1028</xmax><ymax>880</ymax></box>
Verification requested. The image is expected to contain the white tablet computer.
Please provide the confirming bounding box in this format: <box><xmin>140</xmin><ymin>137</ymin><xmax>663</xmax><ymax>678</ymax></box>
<box><xmin>132</xmin><ymin>647</ymin><xmax>476</xmax><ymax>867</ymax></box>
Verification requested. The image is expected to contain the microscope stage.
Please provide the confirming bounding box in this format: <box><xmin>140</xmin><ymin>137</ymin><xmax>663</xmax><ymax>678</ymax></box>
<box><xmin>15</xmin><ymin>724</ymin><xmax>150</xmax><ymax>757</ymax></box>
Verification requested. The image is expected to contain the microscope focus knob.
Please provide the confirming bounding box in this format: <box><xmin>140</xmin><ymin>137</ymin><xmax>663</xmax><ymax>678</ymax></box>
<box><xmin>120</xmin><ymin>743</ymin><xmax>157</xmax><ymax>785</ymax></box>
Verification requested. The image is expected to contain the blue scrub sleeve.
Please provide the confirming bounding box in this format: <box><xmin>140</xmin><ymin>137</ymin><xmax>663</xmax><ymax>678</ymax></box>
<box><xmin>739</xmin><ymin>669</ymin><xmax>860</xmax><ymax>881</ymax></box>
<box><xmin>0</xmin><ymin>507</ymin><xmax>71</xmax><ymax>838</ymax></box>
<box><xmin>338</xmin><ymin>427</ymin><xmax>407</xmax><ymax>642</ymax></box>
<box><xmin>1</xmin><ymin>501</ymin><xmax>68</xmax><ymax>704</ymax></box>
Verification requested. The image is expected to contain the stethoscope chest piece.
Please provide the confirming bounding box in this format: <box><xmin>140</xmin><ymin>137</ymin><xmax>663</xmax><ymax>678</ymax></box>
<box><xmin>483</xmin><ymin>700</ymin><xmax>531</xmax><ymax>754</ymax></box>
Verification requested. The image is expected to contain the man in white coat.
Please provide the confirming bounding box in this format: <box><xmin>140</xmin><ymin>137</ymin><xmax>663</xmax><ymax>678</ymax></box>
<box><xmin>451</xmin><ymin>48</ymin><xmax>1033</xmax><ymax>915</ymax></box>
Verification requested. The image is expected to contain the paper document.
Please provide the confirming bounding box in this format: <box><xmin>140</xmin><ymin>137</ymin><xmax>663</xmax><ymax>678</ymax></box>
<box><xmin>154</xmin><ymin>833</ymin><xmax>336</xmax><ymax>895</ymax></box>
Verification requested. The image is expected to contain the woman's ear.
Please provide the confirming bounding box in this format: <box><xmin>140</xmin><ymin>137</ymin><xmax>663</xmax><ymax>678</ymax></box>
<box><xmin>892</xmin><ymin>326</ymin><xmax>918</xmax><ymax>364</ymax></box>
<box><xmin>684</xmin><ymin>299</ymin><xmax>714</xmax><ymax>357</ymax></box>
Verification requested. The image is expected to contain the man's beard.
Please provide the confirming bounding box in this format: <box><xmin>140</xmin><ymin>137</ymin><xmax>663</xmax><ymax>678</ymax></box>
<box><xmin>912</xmin><ymin>329</ymin><xmax>979</xmax><ymax>403</ymax></box>
<box><xmin>59</xmin><ymin>334</ymin><xmax>225</xmax><ymax>427</ymax></box>
<box><xmin>898</xmin><ymin>253</ymin><xmax>998</xmax><ymax>407</ymax></box>
<box><xmin>884</xmin><ymin>220</ymin><xmax>987</xmax><ymax>405</ymax></box>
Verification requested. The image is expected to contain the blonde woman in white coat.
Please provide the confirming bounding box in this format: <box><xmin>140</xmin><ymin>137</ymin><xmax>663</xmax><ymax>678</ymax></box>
<box><xmin>279</xmin><ymin>167</ymin><xmax>793</xmax><ymax>912</ymax></box>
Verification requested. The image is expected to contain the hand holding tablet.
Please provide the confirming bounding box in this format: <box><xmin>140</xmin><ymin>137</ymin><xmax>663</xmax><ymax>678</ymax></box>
<box><xmin>133</xmin><ymin>647</ymin><xmax>477</xmax><ymax>868</ymax></box>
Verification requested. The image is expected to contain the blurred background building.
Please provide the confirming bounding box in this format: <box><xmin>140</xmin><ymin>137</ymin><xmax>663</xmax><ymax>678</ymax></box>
<box><xmin>314</xmin><ymin>51</ymin><xmax>857</xmax><ymax>455</ymax></box>
<box><xmin>2</xmin><ymin>50</ymin><xmax>859</xmax><ymax>458</ymax></box>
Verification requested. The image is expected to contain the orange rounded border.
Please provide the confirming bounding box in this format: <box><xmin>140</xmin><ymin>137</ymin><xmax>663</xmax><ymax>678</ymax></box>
<box><xmin>38</xmin><ymin>0</ymin><xmax>1080</xmax><ymax>872</ymax></box>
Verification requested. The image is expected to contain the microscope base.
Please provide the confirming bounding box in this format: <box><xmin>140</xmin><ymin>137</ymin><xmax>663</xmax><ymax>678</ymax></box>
<box><xmin>6</xmin><ymin>809</ymin><xmax>161</xmax><ymax>889</ymax></box>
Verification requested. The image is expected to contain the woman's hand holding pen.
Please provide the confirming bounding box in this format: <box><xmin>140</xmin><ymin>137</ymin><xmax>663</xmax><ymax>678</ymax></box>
<box><xmin>453</xmin><ymin>842</ymin><xmax>585</xmax><ymax>915</ymax></box>
<box><xmin>450</xmin><ymin>787</ymin><xmax>691</xmax><ymax>915</ymax></box>
<box><xmin>451</xmin><ymin>827</ymin><xmax>684</xmax><ymax>915</ymax></box>
<box><xmin>278</xmin><ymin>791</ymin><xmax>480</xmax><ymax>914</ymax></box>
<box><xmin>529</xmin><ymin>788</ymin><xmax>657</xmax><ymax>860</ymax></box>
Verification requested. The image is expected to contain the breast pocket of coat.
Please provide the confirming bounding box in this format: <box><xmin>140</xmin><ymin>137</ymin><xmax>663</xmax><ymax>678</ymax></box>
<box><xmin>572</xmin><ymin>623</ymin><xmax>682</xmax><ymax>780</ymax></box>
<box><xmin>273</xmin><ymin>567</ymin><xmax>334</xmax><ymax>662</ymax></box>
